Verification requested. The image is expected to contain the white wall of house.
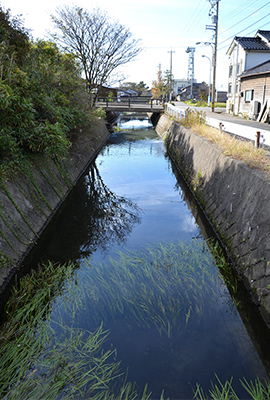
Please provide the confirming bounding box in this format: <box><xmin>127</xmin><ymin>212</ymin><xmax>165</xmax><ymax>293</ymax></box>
<box><xmin>227</xmin><ymin>44</ymin><xmax>245</xmax><ymax>114</ymax></box>
<box><xmin>227</xmin><ymin>44</ymin><xmax>270</xmax><ymax>115</ymax></box>
<box><xmin>245</xmin><ymin>52</ymin><xmax>270</xmax><ymax>70</ymax></box>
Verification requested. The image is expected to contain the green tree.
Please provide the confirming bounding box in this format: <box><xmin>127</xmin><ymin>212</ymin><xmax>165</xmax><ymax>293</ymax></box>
<box><xmin>0</xmin><ymin>8</ymin><xmax>91</xmax><ymax>174</ymax></box>
<box><xmin>0</xmin><ymin>7</ymin><xmax>30</xmax><ymax>66</ymax></box>
<box><xmin>151</xmin><ymin>69</ymin><xmax>172</xmax><ymax>99</ymax></box>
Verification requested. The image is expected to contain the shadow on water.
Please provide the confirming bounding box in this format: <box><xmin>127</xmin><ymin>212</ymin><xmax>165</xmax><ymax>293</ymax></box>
<box><xmin>1</xmin><ymin>113</ymin><xmax>270</xmax><ymax>399</ymax></box>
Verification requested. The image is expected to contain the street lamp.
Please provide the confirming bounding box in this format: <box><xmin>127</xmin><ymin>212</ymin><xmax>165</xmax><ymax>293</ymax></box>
<box><xmin>196</xmin><ymin>41</ymin><xmax>216</xmax><ymax>112</ymax></box>
<box><xmin>196</xmin><ymin>41</ymin><xmax>214</xmax><ymax>48</ymax></box>
<box><xmin>202</xmin><ymin>55</ymin><xmax>212</xmax><ymax>107</ymax></box>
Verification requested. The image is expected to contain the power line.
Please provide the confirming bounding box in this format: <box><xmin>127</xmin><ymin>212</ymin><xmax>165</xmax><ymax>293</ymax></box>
<box><xmin>221</xmin><ymin>0</ymin><xmax>259</xmax><ymax>23</ymax></box>
<box><xmin>217</xmin><ymin>11</ymin><xmax>270</xmax><ymax>49</ymax></box>
<box><xmin>180</xmin><ymin>0</ymin><xmax>204</xmax><ymax>36</ymax></box>
<box><xmin>218</xmin><ymin>19</ymin><xmax>270</xmax><ymax>51</ymax></box>
<box><xmin>220</xmin><ymin>1</ymin><xmax>270</xmax><ymax>35</ymax></box>
<box><xmin>181</xmin><ymin>0</ymin><xmax>208</xmax><ymax>39</ymax></box>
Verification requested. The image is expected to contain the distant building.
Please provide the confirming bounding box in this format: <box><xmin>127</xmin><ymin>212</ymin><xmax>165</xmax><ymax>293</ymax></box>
<box><xmin>178</xmin><ymin>82</ymin><xmax>208</xmax><ymax>101</ymax></box>
<box><xmin>216</xmin><ymin>90</ymin><xmax>227</xmax><ymax>103</ymax></box>
<box><xmin>173</xmin><ymin>79</ymin><xmax>196</xmax><ymax>97</ymax></box>
<box><xmin>226</xmin><ymin>30</ymin><xmax>270</xmax><ymax>115</ymax></box>
<box><xmin>118</xmin><ymin>88</ymin><xmax>139</xmax><ymax>99</ymax></box>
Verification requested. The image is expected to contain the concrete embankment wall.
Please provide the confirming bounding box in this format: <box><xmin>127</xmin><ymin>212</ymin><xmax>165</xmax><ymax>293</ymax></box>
<box><xmin>0</xmin><ymin>118</ymin><xmax>109</xmax><ymax>293</ymax></box>
<box><xmin>156</xmin><ymin>113</ymin><xmax>270</xmax><ymax>325</ymax></box>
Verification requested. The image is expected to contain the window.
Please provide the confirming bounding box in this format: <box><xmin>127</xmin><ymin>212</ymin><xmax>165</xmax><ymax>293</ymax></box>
<box><xmin>228</xmin><ymin>84</ymin><xmax>232</xmax><ymax>94</ymax></box>
<box><xmin>229</xmin><ymin>65</ymin><xmax>233</xmax><ymax>77</ymax></box>
<box><xmin>245</xmin><ymin>90</ymin><xmax>254</xmax><ymax>103</ymax></box>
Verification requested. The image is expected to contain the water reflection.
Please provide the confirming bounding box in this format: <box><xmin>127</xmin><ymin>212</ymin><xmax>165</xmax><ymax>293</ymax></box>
<box><xmin>82</xmin><ymin>162</ymin><xmax>142</xmax><ymax>255</ymax></box>
<box><xmin>8</xmin><ymin>113</ymin><xmax>270</xmax><ymax>399</ymax></box>
<box><xmin>22</xmin><ymin>161</ymin><xmax>142</xmax><ymax>264</ymax></box>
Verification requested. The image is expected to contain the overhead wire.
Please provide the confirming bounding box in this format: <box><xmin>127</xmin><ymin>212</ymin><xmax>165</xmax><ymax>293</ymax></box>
<box><xmin>221</xmin><ymin>0</ymin><xmax>259</xmax><ymax>23</ymax></box>
<box><xmin>217</xmin><ymin>11</ymin><xmax>270</xmax><ymax>50</ymax></box>
<box><xmin>180</xmin><ymin>0</ymin><xmax>209</xmax><ymax>39</ymax></box>
<box><xmin>220</xmin><ymin>1</ymin><xmax>270</xmax><ymax>35</ymax></box>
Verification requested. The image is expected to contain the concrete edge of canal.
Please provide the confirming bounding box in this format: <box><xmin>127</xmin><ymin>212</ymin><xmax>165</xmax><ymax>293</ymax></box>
<box><xmin>156</xmin><ymin>113</ymin><xmax>270</xmax><ymax>326</ymax></box>
<box><xmin>0</xmin><ymin>118</ymin><xmax>110</xmax><ymax>295</ymax></box>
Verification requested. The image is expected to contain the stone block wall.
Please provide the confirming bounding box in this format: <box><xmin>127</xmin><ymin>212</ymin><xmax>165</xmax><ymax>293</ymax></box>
<box><xmin>0</xmin><ymin>119</ymin><xmax>109</xmax><ymax>293</ymax></box>
<box><xmin>156</xmin><ymin>114</ymin><xmax>270</xmax><ymax>325</ymax></box>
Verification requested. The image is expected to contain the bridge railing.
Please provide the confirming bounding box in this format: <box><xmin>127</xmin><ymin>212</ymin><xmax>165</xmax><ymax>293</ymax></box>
<box><xmin>165</xmin><ymin>103</ymin><xmax>186</xmax><ymax>119</ymax></box>
<box><xmin>97</xmin><ymin>97</ymin><xmax>164</xmax><ymax>108</ymax></box>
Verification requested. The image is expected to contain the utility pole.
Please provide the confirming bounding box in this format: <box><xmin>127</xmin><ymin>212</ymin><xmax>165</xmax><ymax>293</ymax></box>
<box><xmin>206</xmin><ymin>0</ymin><xmax>220</xmax><ymax>112</ymax></box>
<box><xmin>186</xmin><ymin>47</ymin><xmax>195</xmax><ymax>99</ymax></box>
<box><xmin>167</xmin><ymin>49</ymin><xmax>175</xmax><ymax>100</ymax></box>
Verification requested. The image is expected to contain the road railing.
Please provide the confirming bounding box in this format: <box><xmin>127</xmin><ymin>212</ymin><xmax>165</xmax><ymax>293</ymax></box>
<box><xmin>165</xmin><ymin>103</ymin><xmax>186</xmax><ymax>119</ymax></box>
<box><xmin>97</xmin><ymin>97</ymin><xmax>164</xmax><ymax>109</ymax></box>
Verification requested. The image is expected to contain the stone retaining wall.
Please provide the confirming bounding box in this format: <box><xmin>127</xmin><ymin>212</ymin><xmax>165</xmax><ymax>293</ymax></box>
<box><xmin>156</xmin><ymin>113</ymin><xmax>270</xmax><ymax>325</ymax></box>
<box><xmin>0</xmin><ymin>118</ymin><xmax>109</xmax><ymax>293</ymax></box>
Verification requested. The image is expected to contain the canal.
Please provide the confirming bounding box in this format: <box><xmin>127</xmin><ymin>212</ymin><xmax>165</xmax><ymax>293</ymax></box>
<box><xmin>1</xmin><ymin>113</ymin><xmax>270</xmax><ymax>399</ymax></box>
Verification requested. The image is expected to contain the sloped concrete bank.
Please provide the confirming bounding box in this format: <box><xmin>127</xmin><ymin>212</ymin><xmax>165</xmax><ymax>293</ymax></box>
<box><xmin>0</xmin><ymin>118</ymin><xmax>109</xmax><ymax>294</ymax></box>
<box><xmin>156</xmin><ymin>113</ymin><xmax>270</xmax><ymax>325</ymax></box>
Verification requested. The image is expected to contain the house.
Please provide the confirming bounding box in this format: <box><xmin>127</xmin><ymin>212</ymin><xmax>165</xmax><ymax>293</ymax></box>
<box><xmin>117</xmin><ymin>88</ymin><xmax>139</xmax><ymax>100</ymax></box>
<box><xmin>238</xmin><ymin>59</ymin><xmax>270</xmax><ymax>121</ymax></box>
<box><xmin>226</xmin><ymin>30</ymin><xmax>270</xmax><ymax>114</ymax></box>
<box><xmin>216</xmin><ymin>90</ymin><xmax>227</xmax><ymax>103</ymax></box>
<box><xmin>97</xmin><ymin>85</ymin><xmax>118</xmax><ymax>98</ymax></box>
<box><xmin>173</xmin><ymin>78</ymin><xmax>196</xmax><ymax>97</ymax></box>
<box><xmin>179</xmin><ymin>82</ymin><xmax>208</xmax><ymax>101</ymax></box>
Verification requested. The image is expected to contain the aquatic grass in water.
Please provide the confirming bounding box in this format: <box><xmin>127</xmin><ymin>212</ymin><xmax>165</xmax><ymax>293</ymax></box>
<box><xmin>0</xmin><ymin>241</ymin><xmax>269</xmax><ymax>399</ymax></box>
<box><xmin>0</xmin><ymin>261</ymin><xmax>155</xmax><ymax>400</ymax></box>
<box><xmin>194</xmin><ymin>375</ymin><xmax>270</xmax><ymax>400</ymax></box>
<box><xmin>0</xmin><ymin>239</ymin><xmax>220</xmax><ymax>398</ymax></box>
<box><xmin>68</xmin><ymin>239</ymin><xmax>222</xmax><ymax>339</ymax></box>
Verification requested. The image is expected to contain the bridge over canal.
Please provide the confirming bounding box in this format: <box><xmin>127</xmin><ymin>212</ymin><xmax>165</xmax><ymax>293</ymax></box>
<box><xmin>95</xmin><ymin>97</ymin><xmax>164</xmax><ymax>113</ymax></box>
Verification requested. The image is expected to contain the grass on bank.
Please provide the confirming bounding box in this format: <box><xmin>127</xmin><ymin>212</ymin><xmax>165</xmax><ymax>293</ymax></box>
<box><xmin>176</xmin><ymin>108</ymin><xmax>270</xmax><ymax>178</ymax></box>
<box><xmin>183</xmin><ymin>100</ymin><xmax>226</xmax><ymax>108</ymax></box>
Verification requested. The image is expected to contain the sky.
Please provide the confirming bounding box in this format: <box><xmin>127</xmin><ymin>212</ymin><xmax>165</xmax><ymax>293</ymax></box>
<box><xmin>2</xmin><ymin>0</ymin><xmax>270</xmax><ymax>90</ymax></box>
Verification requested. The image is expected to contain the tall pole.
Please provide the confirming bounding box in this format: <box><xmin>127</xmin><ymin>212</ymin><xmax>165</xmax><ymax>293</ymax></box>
<box><xmin>202</xmin><ymin>55</ymin><xmax>211</xmax><ymax>107</ymax></box>
<box><xmin>168</xmin><ymin>49</ymin><xmax>175</xmax><ymax>100</ymax></box>
<box><xmin>210</xmin><ymin>0</ymin><xmax>219</xmax><ymax>112</ymax></box>
<box><xmin>186</xmin><ymin>47</ymin><xmax>195</xmax><ymax>99</ymax></box>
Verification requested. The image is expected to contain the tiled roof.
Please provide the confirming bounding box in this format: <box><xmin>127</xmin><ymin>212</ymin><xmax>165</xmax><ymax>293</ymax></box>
<box><xmin>257</xmin><ymin>30</ymin><xmax>270</xmax><ymax>42</ymax></box>
<box><xmin>227</xmin><ymin>30</ymin><xmax>270</xmax><ymax>55</ymax></box>
<box><xmin>236</xmin><ymin>36</ymin><xmax>270</xmax><ymax>51</ymax></box>
<box><xmin>240</xmin><ymin>59</ymin><xmax>270</xmax><ymax>78</ymax></box>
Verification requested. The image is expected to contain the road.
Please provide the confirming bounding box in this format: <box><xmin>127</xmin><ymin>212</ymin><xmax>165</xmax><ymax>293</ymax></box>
<box><xmin>169</xmin><ymin>101</ymin><xmax>270</xmax><ymax>147</ymax></box>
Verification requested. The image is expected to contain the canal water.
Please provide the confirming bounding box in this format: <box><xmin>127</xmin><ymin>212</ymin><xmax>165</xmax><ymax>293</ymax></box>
<box><xmin>5</xmin><ymin>113</ymin><xmax>270</xmax><ymax>399</ymax></box>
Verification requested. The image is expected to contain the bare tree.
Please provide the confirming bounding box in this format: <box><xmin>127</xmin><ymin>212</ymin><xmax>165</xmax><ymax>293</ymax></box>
<box><xmin>51</xmin><ymin>6</ymin><xmax>141</xmax><ymax>104</ymax></box>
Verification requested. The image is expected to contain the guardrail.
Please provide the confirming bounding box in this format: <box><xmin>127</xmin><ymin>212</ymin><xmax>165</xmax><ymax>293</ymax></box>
<box><xmin>165</xmin><ymin>103</ymin><xmax>186</xmax><ymax>119</ymax></box>
<box><xmin>97</xmin><ymin>97</ymin><xmax>164</xmax><ymax>109</ymax></box>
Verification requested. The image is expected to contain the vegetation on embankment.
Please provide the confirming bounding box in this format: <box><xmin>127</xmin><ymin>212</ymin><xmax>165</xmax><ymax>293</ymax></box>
<box><xmin>183</xmin><ymin>100</ymin><xmax>226</xmax><ymax>108</ymax></box>
<box><xmin>177</xmin><ymin>108</ymin><xmax>270</xmax><ymax>178</ymax></box>
<box><xmin>0</xmin><ymin>7</ymin><xmax>102</xmax><ymax>181</ymax></box>
<box><xmin>0</xmin><ymin>8</ymin><xmax>108</xmax><ymax>274</ymax></box>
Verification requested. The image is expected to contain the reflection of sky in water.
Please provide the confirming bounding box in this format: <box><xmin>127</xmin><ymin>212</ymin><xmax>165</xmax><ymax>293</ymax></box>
<box><xmin>23</xmin><ymin>117</ymin><xmax>269</xmax><ymax>400</ymax></box>
<box><xmin>96</xmin><ymin>134</ymin><xmax>199</xmax><ymax>247</ymax></box>
<box><xmin>119</xmin><ymin>119</ymin><xmax>153</xmax><ymax>130</ymax></box>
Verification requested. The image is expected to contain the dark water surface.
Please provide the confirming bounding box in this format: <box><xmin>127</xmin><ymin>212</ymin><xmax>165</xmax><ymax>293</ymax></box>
<box><xmin>18</xmin><ymin>114</ymin><xmax>270</xmax><ymax>399</ymax></box>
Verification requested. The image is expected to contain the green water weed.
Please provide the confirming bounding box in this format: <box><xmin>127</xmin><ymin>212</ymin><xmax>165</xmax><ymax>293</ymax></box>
<box><xmin>240</xmin><ymin>377</ymin><xmax>270</xmax><ymax>399</ymax></box>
